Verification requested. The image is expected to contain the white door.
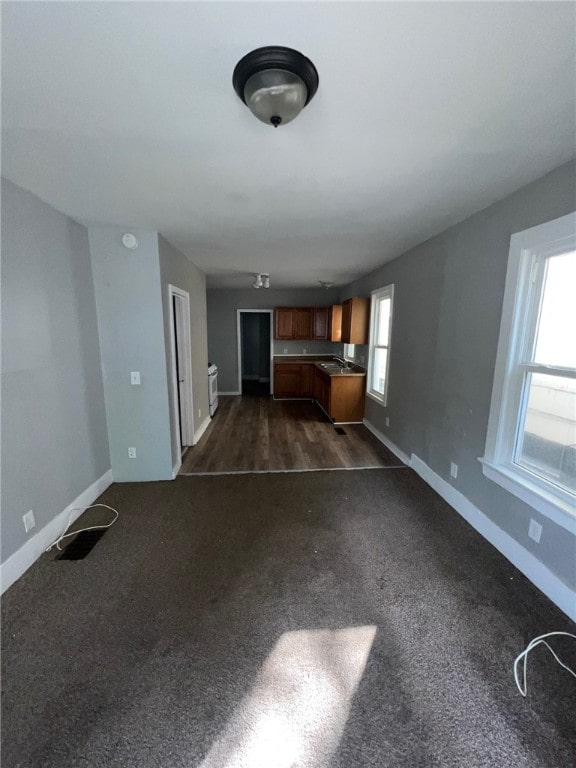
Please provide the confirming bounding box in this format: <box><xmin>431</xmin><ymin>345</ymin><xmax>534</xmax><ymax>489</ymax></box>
<box><xmin>169</xmin><ymin>287</ymin><xmax>194</xmax><ymax>454</ymax></box>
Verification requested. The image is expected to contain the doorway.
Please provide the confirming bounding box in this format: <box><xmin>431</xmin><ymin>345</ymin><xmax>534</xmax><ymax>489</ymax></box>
<box><xmin>168</xmin><ymin>286</ymin><xmax>194</xmax><ymax>464</ymax></box>
<box><xmin>237</xmin><ymin>310</ymin><xmax>273</xmax><ymax>396</ymax></box>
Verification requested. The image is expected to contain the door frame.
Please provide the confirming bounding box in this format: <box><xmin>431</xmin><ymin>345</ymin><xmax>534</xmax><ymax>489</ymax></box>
<box><xmin>168</xmin><ymin>285</ymin><xmax>194</xmax><ymax>462</ymax></box>
<box><xmin>236</xmin><ymin>309</ymin><xmax>274</xmax><ymax>395</ymax></box>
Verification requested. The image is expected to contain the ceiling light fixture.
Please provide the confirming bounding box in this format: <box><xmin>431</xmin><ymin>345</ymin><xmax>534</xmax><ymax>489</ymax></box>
<box><xmin>319</xmin><ymin>281</ymin><xmax>334</xmax><ymax>290</ymax></box>
<box><xmin>252</xmin><ymin>273</ymin><xmax>270</xmax><ymax>289</ymax></box>
<box><xmin>233</xmin><ymin>46</ymin><xmax>319</xmax><ymax>128</ymax></box>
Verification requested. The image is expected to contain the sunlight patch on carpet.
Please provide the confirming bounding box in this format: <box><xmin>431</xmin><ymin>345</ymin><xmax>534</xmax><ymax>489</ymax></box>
<box><xmin>199</xmin><ymin>625</ymin><xmax>377</xmax><ymax>768</ymax></box>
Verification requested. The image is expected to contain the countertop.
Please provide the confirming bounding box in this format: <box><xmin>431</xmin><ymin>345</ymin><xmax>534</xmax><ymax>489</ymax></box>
<box><xmin>273</xmin><ymin>355</ymin><xmax>366</xmax><ymax>378</ymax></box>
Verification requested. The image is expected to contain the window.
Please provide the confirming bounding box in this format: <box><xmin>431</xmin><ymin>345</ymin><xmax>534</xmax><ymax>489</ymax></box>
<box><xmin>343</xmin><ymin>343</ymin><xmax>355</xmax><ymax>362</ymax></box>
<box><xmin>367</xmin><ymin>285</ymin><xmax>394</xmax><ymax>405</ymax></box>
<box><xmin>481</xmin><ymin>212</ymin><xmax>576</xmax><ymax>528</ymax></box>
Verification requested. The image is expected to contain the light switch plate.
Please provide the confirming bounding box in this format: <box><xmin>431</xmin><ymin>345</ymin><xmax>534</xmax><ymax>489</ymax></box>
<box><xmin>23</xmin><ymin>510</ymin><xmax>35</xmax><ymax>533</ymax></box>
<box><xmin>528</xmin><ymin>519</ymin><xmax>542</xmax><ymax>543</ymax></box>
<box><xmin>130</xmin><ymin>371</ymin><xmax>141</xmax><ymax>385</ymax></box>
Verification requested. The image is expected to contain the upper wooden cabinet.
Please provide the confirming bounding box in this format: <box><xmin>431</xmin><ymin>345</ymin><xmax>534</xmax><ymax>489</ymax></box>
<box><xmin>275</xmin><ymin>307</ymin><xmax>325</xmax><ymax>340</ymax></box>
<box><xmin>313</xmin><ymin>307</ymin><xmax>328</xmax><ymax>340</ymax></box>
<box><xmin>294</xmin><ymin>308</ymin><xmax>313</xmax><ymax>339</ymax></box>
<box><xmin>341</xmin><ymin>297</ymin><xmax>369</xmax><ymax>344</ymax></box>
<box><xmin>328</xmin><ymin>305</ymin><xmax>342</xmax><ymax>342</ymax></box>
<box><xmin>275</xmin><ymin>308</ymin><xmax>295</xmax><ymax>339</ymax></box>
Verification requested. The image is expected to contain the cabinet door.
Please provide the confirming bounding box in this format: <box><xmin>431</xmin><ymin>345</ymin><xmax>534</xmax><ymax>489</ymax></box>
<box><xmin>313</xmin><ymin>307</ymin><xmax>328</xmax><ymax>340</ymax></box>
<box><xmin>300</xmin><ymin>364</ymin><xmax>314</xmax><ymax>397</ymax></box>
<box><xmin>275</xmin><ymin>308</ymin><xmax>294</xmax><ymax>339</ymax></box>
<box><xmin>274</xmin><ymin>364</ymin><xmax>301</xmax><ymax>397</ymax></box>
<box><xmin>329</xmin><ymin>305</ymin><xmax>342</xmax><ymax>342</ymax></box>
<box><xmin>342</xmin><ymin>297</ymin><xmax>369</xmax><ymax>344</ymax></box>
<box><xmin>294</xmin><ymin>308</ymin><xmax>313</xmax><ymax>339</ymax></box>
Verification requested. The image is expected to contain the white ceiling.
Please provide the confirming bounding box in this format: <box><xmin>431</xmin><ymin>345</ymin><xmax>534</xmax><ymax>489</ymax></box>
<box><xmin>2</xmin><ymin>2</ymin><xmax>575</xmax><ymax>289</ymax></box>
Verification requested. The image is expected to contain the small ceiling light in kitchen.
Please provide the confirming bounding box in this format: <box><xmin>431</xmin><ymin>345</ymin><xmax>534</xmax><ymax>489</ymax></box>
<box><xmin>319</xmin><ymin>281</ymin><xmax>334</xmax><ymax>290</ymax></box>
<box><xmin>233</xmin><ymin>46</ymin><xmax>319</xmax><ymax>128</ymax></box>
<box><xmin>252</xmin><ymin>273</ymin><xmax>270</xmax><ymax>289</ymax></box>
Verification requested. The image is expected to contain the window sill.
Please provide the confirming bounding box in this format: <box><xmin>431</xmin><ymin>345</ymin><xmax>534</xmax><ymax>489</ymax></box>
<box><xmin>366</xmin><ymin>391</ymin><xmax>386</xmax><ymax>407</ymax></box>
<box><xmin>479</xmin><ymin>457</ymin><xmax>576</xmax><ymax>534</ymax></box>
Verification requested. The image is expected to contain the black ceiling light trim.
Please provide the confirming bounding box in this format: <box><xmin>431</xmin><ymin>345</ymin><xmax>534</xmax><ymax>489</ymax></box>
<box><xmin>233</xmin><ymin>46</ymin><xmax>319</xmax><ymax>127</ymax></box>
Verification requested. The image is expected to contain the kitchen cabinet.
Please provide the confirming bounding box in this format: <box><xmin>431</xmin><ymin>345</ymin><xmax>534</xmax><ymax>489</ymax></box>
<box><xmin>274</xmin><ymin>362</ymin><xmax>314</xmax><ymax>398</ymax></box>
<box><xmin>313</xmin><ymin>368</ymin><xmax>331</xmax><ymax>414</ymax></box>
<box><xmin>274</xmin><ymin>363</ymin><xmax>302</xmax><ymax>397</ymax></box>
<box><xmin>314</xmin><ymin>367</ymin><xmax>365</xmax><ymax>423</ymax></box>
<box><xmin>328</xmin><ymin>305</ymin><xmax>342</xmax><ymax>342</ymax></box>
<box><xmin>294</xmin><ymin>308</ymin><xmax>313</xmax><ymax>339</ymax></box>
<box><xmin>341</xmin><ymin>297</ymin><xmax>369</xmax><ymax>344</ymax></box>
<box><xmin>274</xmin><ymin>307</ymin><xmax>313</xmax><ymax>340</ymax></box>
<box><xmin>275</xmin><ymin>308</ymin><xmax>295</xmax><ymax>339</ymax></box>
<box><xmin>313</xmin><ymin>307</ymin><xmax>328</xmax><ymax>340</ymax></box>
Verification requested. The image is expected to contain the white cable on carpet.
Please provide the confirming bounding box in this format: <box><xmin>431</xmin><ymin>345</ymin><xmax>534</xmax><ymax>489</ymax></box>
<box><xmin>513</xmin><ymin>631</ymin><xmax>576</xmax><ymax>696</ymax></box>
<box><xmin>45</xmin><ymin>504</ymin><xmax>119</xmax><ymax>552</ymax></box>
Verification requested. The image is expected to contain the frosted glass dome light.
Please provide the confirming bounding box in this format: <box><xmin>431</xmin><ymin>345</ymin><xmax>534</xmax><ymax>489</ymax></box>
<box><xmin>233</xmin><ymin>46</ymin><xmax>319</xmax><ymax>128</ymax></box>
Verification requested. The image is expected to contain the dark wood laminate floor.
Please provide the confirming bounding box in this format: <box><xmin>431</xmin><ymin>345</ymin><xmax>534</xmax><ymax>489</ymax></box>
<box><xmin>180</xmin><ymin>395</ymin><xmax>403</xmax><ymax>474</ymax></box>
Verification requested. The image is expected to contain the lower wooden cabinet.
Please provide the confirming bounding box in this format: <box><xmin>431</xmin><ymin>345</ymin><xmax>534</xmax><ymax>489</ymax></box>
<box><xmin>274</xmin><ymin>362</ymin><xmax>314</xmax><ymax>398</ymax></box>
<box><xmin>314</xmin><ymin>368</ymin><xmax>365</xmax><ymax>423</ymax></box>
<box><xmin>275</xmin><ymin>361</ymin><xmax>366</xmax><ymax>423</ymax></box>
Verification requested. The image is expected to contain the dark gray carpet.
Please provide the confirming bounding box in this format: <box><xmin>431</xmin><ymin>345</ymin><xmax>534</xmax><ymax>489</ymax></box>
<box><xmin>2</xmin><ymin>469</ymin><xmax>575</xmax><ymax>767</ymax></box>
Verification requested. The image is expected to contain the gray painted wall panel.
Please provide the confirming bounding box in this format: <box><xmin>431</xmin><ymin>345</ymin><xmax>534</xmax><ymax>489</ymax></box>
<box><xmin>1</xmin><ymin>179</ymin><xmax>110</xmax><ymax>563</ymax></box>
<box><xmin>158</xmin><ymin>235</ymin><xmax>209</xmax><ymax>469</ymax></box>
<box><xmin>342</xmin><ymin>161</ymin><xmax>576</xmax><ymax>588</ymax></box>
<box><xmin>207</xmin><ymin>288</ymin><xmax>341</xmax><ymax>392</ymax></box>
<box><xmin>89</xmin><ymin>226</ymin><xmax>172</xmax><ymax>481</ymax></box>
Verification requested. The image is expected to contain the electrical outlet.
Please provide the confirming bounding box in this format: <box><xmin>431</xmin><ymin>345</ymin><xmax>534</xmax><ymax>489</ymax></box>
<box><xmin>198</xmin><ymin>408</ymin><xmax>201</xmax><ymax>418</ymax></box>
<box><xmin>23</xmin><ymin>510</ymin><xmax>35</xmax><ymax>533</ymax></box>
<box><xmin>283</xmin><ymin>348</ymin><xmax>288</xmax><ymax>354</ymax></box>
<box><xmin>303</xmin><ymin>348</ymin><xmax>307</xmax><ymax>354</ymax></box>
<box><xmin>528</xmin><ymin>519</ymin><xmax>542</xmax><ymax>543</ymax></box>
<box><xmin>450</xmin><ymin>462</ymin><xmax>458</xmax><ymax>479</ymax></box>
<box><xmin>128</xmin><ymin>447</ymin><xmax>137</xmax><ymax>459</ymax></box>
<box><xmin>130</xmin><ymin>371</ymin><xmax>141</xmax><ymax>385</ymax></box>
<box><xmin>385</xmin><ymin>416</ymin><xmax>390</xmax><ymax>427</ymax></box>
<box><xmin>360</xmin><ymin>355</ymin><xmax>365</xmax><ymax>364</ymax></box>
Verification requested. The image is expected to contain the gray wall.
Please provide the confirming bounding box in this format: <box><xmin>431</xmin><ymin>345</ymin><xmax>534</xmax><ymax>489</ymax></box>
<box><xmin>342</xmin><ymin>160</ymin><xmax>576</xmax><ymax>589</ymax></box>
<box><xmin>207</xmin><ymin>288</ymin><xmax>341</xmax><ymax>392</ymax></box>
<box><xmin>158</xmin><ymin>235</ymin><xmax>209</xmax><ymax>468</ymax></box>
<box><xmin>89</xmin><ymin>226</ymin><xmax>173</xmax><ymax>481</ymax></box>
<box><xmin>1</xmin><ymin>179</ymin><xmax>110</xmax><ymax>563</ymax></box>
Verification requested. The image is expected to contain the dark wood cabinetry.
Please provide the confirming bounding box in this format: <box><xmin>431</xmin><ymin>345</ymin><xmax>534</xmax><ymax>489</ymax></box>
<box><xmin>341</xmin><ymin>297</ymin><xmax>369</xmax><ymax>344</ymax></box>
<box><xmin>274</xmin><ymin>363</ymin><xmax>302</xmax><ymax>397</ymax></box>
<box><xmin>313</xmin><ymin>307</ymin><xmax>328</xmax><ymax>340</ymax></box>
<box><xmin>294</xmin><ymin>308</ymin><xmax>313</xmax><ymax>339</ymax></box>
<box><xmin>274</xmin><ymin>306</ymin><xmax>331</xmax><ymax>341</ymax></box>
<box><xmin>274</xmin><ymin>362</ymin><xmax>314</xmax><ymax>398</ymax></box>
<box><xmin>275</xmin><ymin>307</ymin><xmax>295</xmax><ymax>340</ymax></box>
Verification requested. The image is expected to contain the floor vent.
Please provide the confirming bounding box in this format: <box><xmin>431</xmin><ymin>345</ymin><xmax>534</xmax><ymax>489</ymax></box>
<box><xmin>57</xmin><ymin>530</ymin><xmax>106</xmax><ymax>560</ymax></box>
<box><xmin>335</xmin><ymin>427</ymin><xmax>347</xmax><ymax>435</ymax></box>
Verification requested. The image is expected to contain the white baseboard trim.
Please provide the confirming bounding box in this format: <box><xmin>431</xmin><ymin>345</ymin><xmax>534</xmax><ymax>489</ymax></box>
<box><xmin>0</xmin><ymin>469</ymin><xmax>114</xmax><ymax>595</ymax></box>
<box><xmin>363</xmin><ymin>419</ymin><xmax>410</xmax><ymax>465</ymax></box>
<box><xmin>193</xmin><ymin>415</ymin><xmax>211</xmax><ymax>445</ymax></box>
<box><xmin>410</xmin><ymin>454</ymin><xmax>576</xmax><ymax>622</ymax></box>
<box><xmin>218</xmin><ymin>391</ymin><xmax>241</xmax><ymax>396</ymax></box>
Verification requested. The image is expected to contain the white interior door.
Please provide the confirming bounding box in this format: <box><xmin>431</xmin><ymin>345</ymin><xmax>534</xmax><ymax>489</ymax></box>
<box><xmin>169</xmin><ymin>287</ymin><xmax>194</xmax><ymax>453</ymax></box>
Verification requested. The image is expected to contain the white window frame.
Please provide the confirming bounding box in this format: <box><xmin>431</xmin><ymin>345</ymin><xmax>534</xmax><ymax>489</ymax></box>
<box><xmin>367</xmin><ymin>285</ymin><xmax>394</xmax><ymax>406</ymax></box>
<box><xmin>480</xmin><ymin>212</ymin><xmax>576</xmax><ymax>533</ymax></box>
<box><xmin>343</xmin><ymin>343</ymin><xmax>355</xmax><ymax>362</ymax></box>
